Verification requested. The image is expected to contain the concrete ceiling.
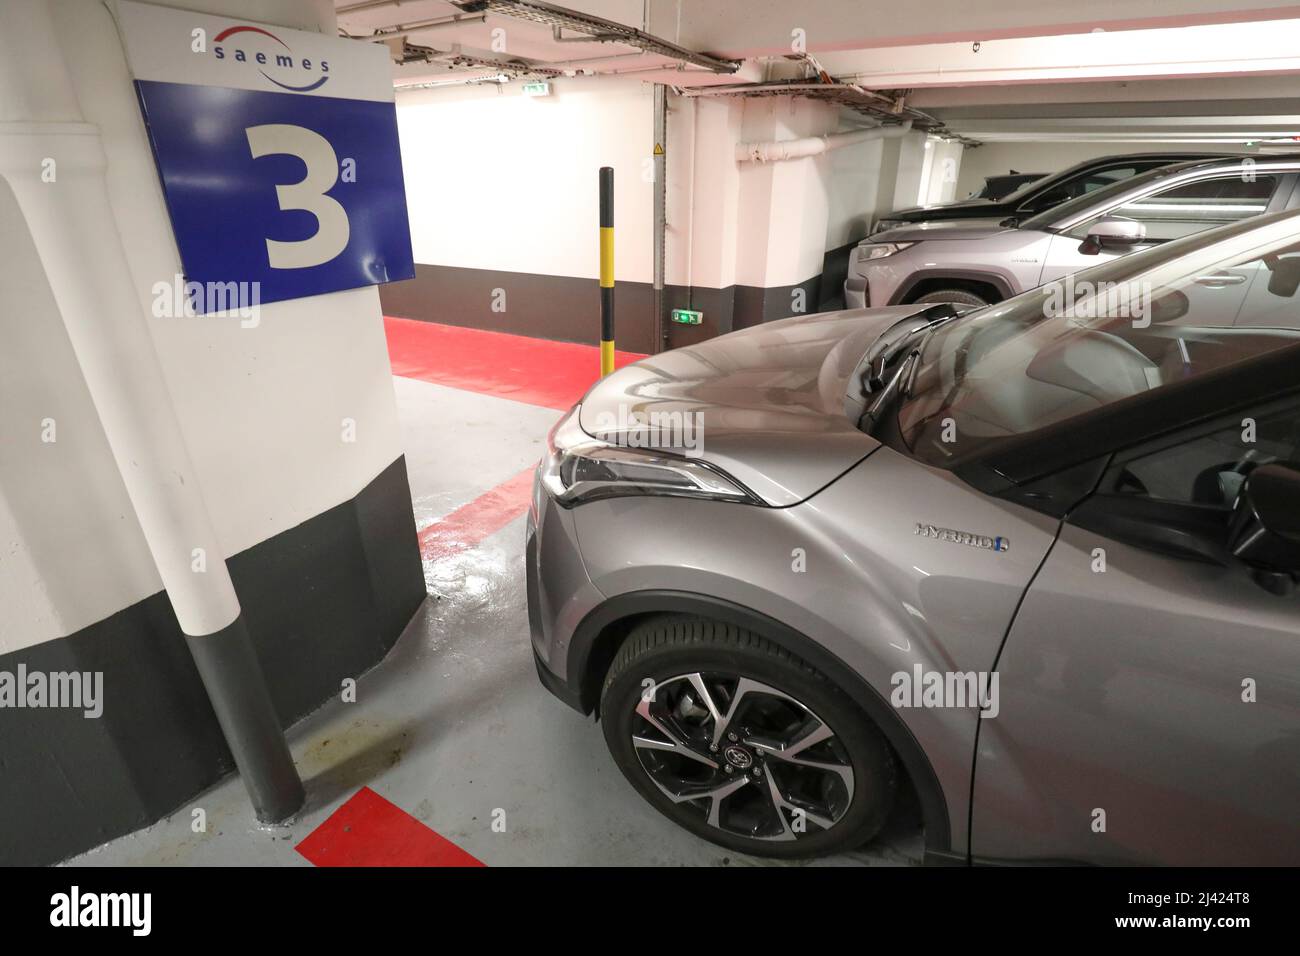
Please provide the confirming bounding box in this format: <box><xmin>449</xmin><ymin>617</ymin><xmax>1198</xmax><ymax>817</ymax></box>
<box><xmin>335</xmin><ymin>1</ymin><xmax>1300</xmax><ymax>143</ymax></box>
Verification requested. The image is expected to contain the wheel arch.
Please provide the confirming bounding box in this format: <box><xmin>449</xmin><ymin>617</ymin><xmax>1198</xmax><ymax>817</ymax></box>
<box><xmin>888</xmin><ymin>269</ymin><xmax>1014</xmax><ymax>306</ymax></box>
<box><xmin>567</xmin><ymin>589</ymin><xmax>957</xmax><ymax>861</ymax></box>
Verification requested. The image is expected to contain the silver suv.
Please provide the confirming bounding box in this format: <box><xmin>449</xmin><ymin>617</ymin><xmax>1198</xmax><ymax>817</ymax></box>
<box><xmin>528</xmin><ymin>210</ymin><xmax>1300</xmax><ymax>865</ymax></box>
<box><xmin>846</xmin><ymin>155</ymin><xmax>1300</xmax><ymax>310</ymax></box>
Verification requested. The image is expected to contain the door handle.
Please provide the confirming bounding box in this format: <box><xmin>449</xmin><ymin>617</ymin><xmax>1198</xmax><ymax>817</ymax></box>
<box><xmin>1194</xmin><ymin>273</ymin><xmax>1247</xmax><ymax>287</ymax></box>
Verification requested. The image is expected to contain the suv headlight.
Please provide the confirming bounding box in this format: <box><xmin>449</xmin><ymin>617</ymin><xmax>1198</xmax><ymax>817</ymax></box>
<box><xmin>858</xmin><ymin>241</ymin><xmax>917</xmax><ymax>261</ymax></box>
<box><xmin>540</xmin><ymin>406</ymin><xmax>761</xmax><ymax>507</ymax></box>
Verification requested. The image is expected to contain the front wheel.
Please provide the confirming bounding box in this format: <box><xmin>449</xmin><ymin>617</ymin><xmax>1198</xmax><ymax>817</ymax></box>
<box><xmin>910</xmin><ymin>288</ymin><xmax>990</xmax><ymax>308</ymax></box>
<box><xmin>600</xmin><ymin>617</ymin><xmax>896</xmax><ymax>859</ymax></box>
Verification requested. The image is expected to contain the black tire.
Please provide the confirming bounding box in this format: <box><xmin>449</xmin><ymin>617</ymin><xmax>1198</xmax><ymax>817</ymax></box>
<box><xmin>911</xmin><ymin>288</ymin><xmax>990</xmax><ymax>307</ymax></box>
<box><xmin>600</xmin><ymin>615</ymin><xmax>896</xmax><ymax>859</ymax></box>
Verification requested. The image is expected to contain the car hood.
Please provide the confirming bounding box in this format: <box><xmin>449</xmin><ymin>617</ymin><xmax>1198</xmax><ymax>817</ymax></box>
<box><xmin>578</xmin><ymin>305</ymin><xmax>936</xmax><ymax>506</ymax></box>
<box><xmin>869</xmin><ymin>218</ymin><xmax>1012</xmax><ymax>242</ymax></box>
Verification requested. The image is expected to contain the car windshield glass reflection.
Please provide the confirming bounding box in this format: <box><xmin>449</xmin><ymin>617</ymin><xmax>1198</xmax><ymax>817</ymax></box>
<box><xmin>896</xmin><ymin>235</ymin><xmax>1300</xmax><ymax>467</ymax></box>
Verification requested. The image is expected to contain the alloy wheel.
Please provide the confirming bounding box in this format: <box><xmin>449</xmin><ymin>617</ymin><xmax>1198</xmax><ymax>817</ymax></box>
<box><xmin>631</xmin><ymin>672</ymin><xmax>855</xmax><ymax>841</ymax></box>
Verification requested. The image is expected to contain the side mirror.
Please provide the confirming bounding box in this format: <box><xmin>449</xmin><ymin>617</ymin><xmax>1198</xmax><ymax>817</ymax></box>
<box><xmin>1078</xmin><ymin>216</ymin><xmax>1147</xmax><ymax>256</ymax></box>
<box><xmin>1229</xmin><ymin>462</ymin><xmax>1300</xmax><ymax>593</ymax></box>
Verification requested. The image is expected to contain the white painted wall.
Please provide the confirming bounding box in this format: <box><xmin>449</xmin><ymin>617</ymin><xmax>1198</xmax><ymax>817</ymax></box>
<box><xmin>397</xmin><ymin>77</ymin><xmax>657</xmax><ymax>283</ymax></box>
<box><xmin>0</xmin><ymin>0</ymin><xmax>406</xmax><ymax>652</ymax></box>
<box><xmin>825</xmin><ymin>136</ymin><xmax>884</xmax><ymax>249</ymax></box>
<box><xmin>954</xmin><ymin>141</ymin><xmax>1210</xmax><ymax>200</ymax></box>
<box><xmin>397</xmin><ymin>79</ymin><xmax>913</xmax><ymax>300</ymax></box>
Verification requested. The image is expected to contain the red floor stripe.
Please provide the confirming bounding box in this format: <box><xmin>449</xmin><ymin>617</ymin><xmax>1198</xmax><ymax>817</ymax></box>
<box><xmin>385</xmin><ymin>316</ymin><xmax>647</xmax><ymax>411</ymax></box>
<box><xmin>418</xmin><ymin>466</ymin><xmax>536</xmax><ymax>561</ymax></box>
<box><xmin>295</xmin><ymin>787</ymin><xmax>485</xmax><ymax>867</ymax></box>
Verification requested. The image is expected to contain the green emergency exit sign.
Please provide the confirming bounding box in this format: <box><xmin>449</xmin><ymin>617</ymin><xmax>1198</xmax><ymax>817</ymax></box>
<box><xmin>671</xmin><ymin>308</ymin><xmax>703</xmax><ymax>325</ymax></box>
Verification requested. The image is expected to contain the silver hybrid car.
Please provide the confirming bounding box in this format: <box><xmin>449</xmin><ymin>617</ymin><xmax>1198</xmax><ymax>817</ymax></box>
<box><xmin>846</xmin><ymin>154</ymin><xmax>1300</xmax><ymax>311</ymax></box>
<box><xmin>527</xmin><ymin>209</ymin><xmax>1300</xmax><ymax>865</ymax></box>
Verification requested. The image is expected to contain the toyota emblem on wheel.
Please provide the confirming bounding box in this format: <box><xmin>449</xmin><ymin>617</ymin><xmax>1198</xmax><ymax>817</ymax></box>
<box><xmin>723</xmin><ymin>745</ymin><xmax>752</xmax><ymax>769</ymax></box>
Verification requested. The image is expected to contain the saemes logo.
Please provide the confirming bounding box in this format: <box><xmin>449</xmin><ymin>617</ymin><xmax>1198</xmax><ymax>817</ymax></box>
<box><xmin>212</xmin><ymin>25</ymin><xmax>330</xmax><ymax>92</ymax></box>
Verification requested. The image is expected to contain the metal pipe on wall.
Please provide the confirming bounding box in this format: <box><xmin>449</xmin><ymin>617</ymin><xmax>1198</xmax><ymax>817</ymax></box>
<box><xmin>736</xmin><ymin>119</ymin><xmax>914</xmax><ymax>163</ymax></box>
<box><xmin>652</xmin><ymin>84</ymin><xmax>667</xmax><ymax>353</ymax></box>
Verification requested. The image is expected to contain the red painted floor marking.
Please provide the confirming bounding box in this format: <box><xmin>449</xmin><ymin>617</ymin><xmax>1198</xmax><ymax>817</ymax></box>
<box><xmin>418</xmin><ymin>466</ymin><xmax>536</xmax><ymax>562</ymax></box>
<box><xmin>384</xmin><ymin>316</ymin><xmax>646</xmax><ymax>410</ymax></box>
<box><xmin>295</xmin><ymin>787</ymin><xmax>485</xmax><ymax>867</ymax></box>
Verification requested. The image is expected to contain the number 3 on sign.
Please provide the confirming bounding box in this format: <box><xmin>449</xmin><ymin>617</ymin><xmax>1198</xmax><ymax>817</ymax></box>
<box><xmin>245</xmin><ymin>124</ymin><xmax>350</xmax><ymax>269</ymax></box>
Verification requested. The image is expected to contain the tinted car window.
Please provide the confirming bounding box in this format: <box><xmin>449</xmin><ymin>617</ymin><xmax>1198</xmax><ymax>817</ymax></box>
<box><xmin>1016</xmin><ymin>165</ymin><xmax>1145</xmax><ymax>213</ymax></box>
<box><xmin>1083</xmin><ymin>166</ymin><xmax>1138</xmax><ymax>190</ymax></box>
<box><xmin>1068</xmin><ymin>175</ymin><xmax>1277</xmax><ymax>242</ymax></box>
<box><xmin>1112</xmin><ymin>403</ymin><xmax>1300</xmax><ymax>508</ymax></box>
<box><xmin>1060</xmin><ymin>166</ymin><xmax>1141</xmax><ymax>199</ymax></box>
<box><xmin>1019</xmin><ymin>163</ymin><xmax>1196</xmax><ymax>230</ymax></box>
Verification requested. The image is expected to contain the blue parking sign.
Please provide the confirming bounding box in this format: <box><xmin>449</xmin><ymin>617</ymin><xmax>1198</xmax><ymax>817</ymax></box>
<box><xmin>118</xmin><ymin>2</ymin><xmax>414</xmax><ymax>310</ymax></box>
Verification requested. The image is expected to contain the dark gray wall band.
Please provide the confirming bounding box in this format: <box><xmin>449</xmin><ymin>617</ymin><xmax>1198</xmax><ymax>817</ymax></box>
<box><xmin>378</xmin><ymin>243</ymin><xmax>862</xmax><ymax>354</ymax></box>
<box><xmin>0</xmin><ymin>455</ymin><xmax>426</xmax><ymax>865</ymax></box>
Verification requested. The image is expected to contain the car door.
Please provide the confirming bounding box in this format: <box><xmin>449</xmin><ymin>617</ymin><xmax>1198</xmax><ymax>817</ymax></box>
<box><xmin>970</xmin><ymin>397</ymin><xmax>1300</xmax><ymax>865</ymax></box>
<box><xmin>1036</xmin><ymin>172</ymin><xmax>1290</xmax><ymax>287</ymax></box>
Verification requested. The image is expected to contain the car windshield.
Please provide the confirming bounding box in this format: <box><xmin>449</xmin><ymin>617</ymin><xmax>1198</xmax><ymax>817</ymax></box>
<box><xmin>993</xmin><ymin>163</ymin><xmax>1083</xmax><ymax>205</ymax></box>
<box><xmin>896</xmin><ymin>211</ymin><xmax>1300</xmax><ymax>468</ymax></box>
<box><xmin>994</xmin><ymin>156</ymin><xmax>1143</xmax><ymax>207</ymax></box>
<box><xmin>1018</xmin><ymin>161</ymin><xmax>1209</xmax><ymax>231</ymax></box>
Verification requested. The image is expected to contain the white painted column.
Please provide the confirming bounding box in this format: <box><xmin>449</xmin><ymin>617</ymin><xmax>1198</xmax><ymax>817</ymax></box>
<box><xmin>0</xmin><ymin>0</ymin><xmax>302</xmax><ymax>822</ymax></box>
<box><xmin>734</xmin><ymin>96</ymin><xmax>840</xmax><ymax>292</ymax></box>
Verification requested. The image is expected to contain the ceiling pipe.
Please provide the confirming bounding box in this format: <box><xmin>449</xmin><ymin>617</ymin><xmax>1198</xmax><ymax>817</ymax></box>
<box><xmin>361</xmin><ymin>11</ymin><xmax>487</xmax><ymax>41</ymax></box>
<box><xmin>736</xmin><ymin>120</ymin><xmax>914</xmax><ymax>163</ymax></box>
<box><xmin>337</xmin><ymin>0</ymin><xmax>419</xmax><ymax>14</ymax></box>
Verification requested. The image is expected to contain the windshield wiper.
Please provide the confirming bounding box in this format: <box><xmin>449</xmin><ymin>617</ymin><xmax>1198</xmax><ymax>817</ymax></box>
<box><xmin>860</xmin><ymin>348</ymin><xmax>921</xmax><ymax>433</ymax></box>
<box><xmin>863</xmin><ymin>305</ymin><xmax>961</xmax><ymax>395</ymax></box>
<box><xmin>859</xmin><ymin>316</ymin><xmax>948</xmax><ymax>434</ymax></box>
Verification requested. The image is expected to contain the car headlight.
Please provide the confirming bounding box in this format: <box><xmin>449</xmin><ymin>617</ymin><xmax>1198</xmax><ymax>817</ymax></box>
<box><xmin>540</xmin><ymin>406</ymin><xmax>761</xmax><ymax>507</ymax></box>
<box><xmin>858</xmin><ymin>241</ymin><xmax>917</xmax><ymax>261</ymax></box>
<box><xmin>872</xmin><ymin>219</ymin><xmax>906</xmax><ymax>234</ymax></box>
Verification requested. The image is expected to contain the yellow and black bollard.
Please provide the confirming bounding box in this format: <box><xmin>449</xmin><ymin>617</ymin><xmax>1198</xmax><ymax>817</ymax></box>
<box><xmin>599</xmin><ymin>166</ymin><xmax>615</xmax><ymax>376</ymax></box>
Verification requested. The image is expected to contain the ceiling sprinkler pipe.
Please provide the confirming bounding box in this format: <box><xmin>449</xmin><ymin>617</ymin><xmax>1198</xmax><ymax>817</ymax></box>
<box><xmin>736</xmin><ymin>119</ymin><xmax>913</xmax><ymax>162</ymax></box>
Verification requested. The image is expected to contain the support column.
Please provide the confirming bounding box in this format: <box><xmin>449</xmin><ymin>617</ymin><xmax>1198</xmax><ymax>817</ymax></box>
<box><xmin>732</xmin><ymin>96</ymin><xmax>839</xmax><ymax>328</ymax></box>
<box><xmin>0</xmin><ymin>0</ymin><xmax>304</xmax><ymax>823</ymax></box>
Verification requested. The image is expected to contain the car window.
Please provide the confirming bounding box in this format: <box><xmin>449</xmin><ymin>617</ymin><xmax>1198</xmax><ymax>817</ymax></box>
<box><xmin>1110</xmin><ymin>402</ymin><xmax>1300</xmax><ymax>508</ymax></box>
<box><xmin>895</xmin><ymin>228</ymin><xmax>1300</xmax><ymax>467</ymax></box>
<box><xmin>1019</xmin><ymin>162</ymin><xmax>1200</xmax><ymax>229</ymax></box>
<box><xmin>1020</xmin><ymin>166</ymin><xmax>1146</xmax><ymax>212</ymax></box>
<box><xmin>1076</xmin><ymin>166</ymin><xmax>1139</xmax><ymax>196</ymax></box>
<box><xmin>1068</xmin><ymin>175</ymin><xmax>1277</xmax><ymax>242</ymax></box>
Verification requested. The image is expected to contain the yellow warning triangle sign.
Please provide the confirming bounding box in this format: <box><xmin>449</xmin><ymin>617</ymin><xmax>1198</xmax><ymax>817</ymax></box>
<box><xmin>653</xmin><ymin>143</ymin><xmax>664</xmax><ymax>155</ymax></box>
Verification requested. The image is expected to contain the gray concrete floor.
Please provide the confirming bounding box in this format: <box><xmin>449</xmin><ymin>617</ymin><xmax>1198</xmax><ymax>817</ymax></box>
<box><xmin>70</xmin><ymin>375</ymin><xmax>922</xmax><ymax>866</ymax></box>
